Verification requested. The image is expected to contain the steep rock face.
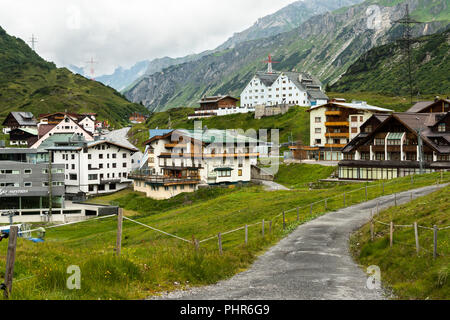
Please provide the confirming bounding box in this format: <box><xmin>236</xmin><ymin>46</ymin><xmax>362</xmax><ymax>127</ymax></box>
<box><xmin>216</xmin><ymin>0</ymin><xmax>364</xmax><ymax>51</ymax></box>
<box><xmin>125</xmin><ymin>0</ymin><xmax>449</xmax><ymax>112</ymax></box>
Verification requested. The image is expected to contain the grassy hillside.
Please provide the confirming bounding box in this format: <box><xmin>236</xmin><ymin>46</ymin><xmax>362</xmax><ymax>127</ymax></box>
<box><xmin>1</xmin><ymin>171</ymin><xmax>447</xmax><ymax>299</ymax></box>
<box><xmin>351</xmin><ymin>185</ymin><xmax>450</xmax><ymax>299</ymax></box>
<box><xmin>330</xmin><ymin>29</ymin><xmax>450</xmax><ymax>96</ymax></box>
<box><xmin>128</xmin><ymin>106</ymin><xmax>311</xmax><ymax>151</ymax></box>
<box><xmin>274</xmin><ymin>164</ymin><xmax>337</xmax><ymax>189</ymax></box>
<box><xmin>127</xmin><ymin>90</ymin><xmax>443</xmax><ymax>151</ymax></box>
<box><xmin>0</xmin><ymin>26</ymin><xmax>148</xmax><ymax>127</ymax></box>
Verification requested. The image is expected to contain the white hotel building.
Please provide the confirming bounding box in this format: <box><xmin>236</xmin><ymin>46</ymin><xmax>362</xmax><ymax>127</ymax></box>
<box><xmin>46</xmin><ymin>137</ymin><xmax>138</xmax><ymax>197</ymax></box>
<box><xmin>240</xmin><ymin>71</ymin><xmax>328</xmax><ymax>108</ymax></box>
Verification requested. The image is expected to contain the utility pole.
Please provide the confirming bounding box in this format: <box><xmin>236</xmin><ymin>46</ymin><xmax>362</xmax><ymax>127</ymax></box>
<box><xmin>85</xmin><ymin>57</ymin><xmax>98</xmax><ymax>80</ymax></box>
<box><xmin>28</xmin><ymin>34</ymin><xmax>38</xmax><ymax>51</ymax></box>
<box><xmin>395</xmin><ymin>4</ymin><xmax>421</xmax><ymax>104</ymax></box>
<box><xmin>416</xmin><ymin>117</ymin><xmax>424</xmax><ymax>174</ymax></box>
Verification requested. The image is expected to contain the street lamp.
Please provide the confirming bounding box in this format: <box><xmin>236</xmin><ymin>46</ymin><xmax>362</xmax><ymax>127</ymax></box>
<box><xmin>416</xmin><ymin>117</ymin><xmax>424</xmax><ymax>174</ymax></box>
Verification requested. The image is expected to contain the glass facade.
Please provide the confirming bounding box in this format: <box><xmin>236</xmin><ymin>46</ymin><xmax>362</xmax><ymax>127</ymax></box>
<box><xmin>339</xmin><ymin>166</ymin><xmax>434</xmax><ymax>180</ymax></box>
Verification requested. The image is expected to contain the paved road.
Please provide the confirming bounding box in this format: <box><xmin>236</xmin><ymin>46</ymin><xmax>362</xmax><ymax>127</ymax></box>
<box><xmin>151</xmin><ymin>184</ymin><xmax>445</xmax><ymax>300</ymax></box>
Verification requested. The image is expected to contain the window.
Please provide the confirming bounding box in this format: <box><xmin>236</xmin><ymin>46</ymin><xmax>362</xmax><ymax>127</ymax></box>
<box><xmin>122</xmin><ymin>153</ymin><xmax>127</xmax><ymax>158</ymax></box>
<box><xmin>351</xmin><ymin>116</ymin><xmax>358</xmax><ymax>122</ymax></box>
<box><xmin>365</xmin><ymin>125</ymin><xmax>373</xmax><ymax>133</ymax></box>
<box><xmin>315</xmin><ymin>139</ymin><xmax>321</xmax><ymax>145</ymax></box>
<box><xmin>88</xmin><ymin>174</ymin><xmax>98</xmax><ymax>181</ymax></box>
<box><xmin>375</xmin><ymin>138</ymin><xmax>385</xmax><ymax>146</ymax></box>
<box><xmin>109</xmin><ymin>183</ymin><xmax>116</xmax><ymax>190</ymax></box>
<box><xmin>123</xmin><ymin>163</ymin><xmax>127</xmax><ymax>168</ymax></box>
<box><xmin>24</xmin><ymin>169</ymin><xmax>32</xmax><ymax>174</ymax></box>
<box><xmin>315</xmin><ymin>128</ymin><xmax>321</xmax><ymax>134</ymax></box>
<box><xmin>218</xmin><ymin>170</ymin><xmax>232</xmax><ymax>177</ymax></box>
<box><xmin>24</xmin><ymin>182</ymin><xmax>32</xmax><ymax>187</ymax></box>
<box><xmin>88</xmin><ymin>154</ymin><xmax>92</xmax><ymax>160</ymax></box>
<box><xmin>71</xmin><ymin>154</ymin><xmax>75</xmax><ymax>160</ymax></box>
<box><xmin>1</xmin><ymin>170</ymin><xmax>20</xmax><ymax>174</ymax></box>
<box><xmin>99</xmin><ymin>154</ymin><xmax>103</xmax><ymax>159</ymax></box>
<box><xmin>112</xmin><ymin>154</ymin><xmax>117</xmax><ymax>159</ymax></box>
<box><xmin>360</xmin><ymin>116</ymin><xmax>363</xmax><ymax>122</ymax></box>
<box><xmin>238</xmin><ymin>169</ymin><xmax>243</xmax><ymax>177</ymax></box>
<box><xmin>70</xmin><ymin>174</ymin><xmax>77</xmax><ymax>180</ymax></box>
<box><xmin>112</xmin><ymin>163</ymin><xmax>117</xmax><ymax>168</ymax></box>
<box><xmin>71</xmin><ymin>164</ymin><xmax>75</xmax><ymax>170</ymax></box>
<box><xmin>315</xmin><ymin>117</ymin><xmax>321</xmax><ymax>123</ymax></box>
<box><xmin>438</xmin><ymin>123</ymin><xmax>446</xmax><ymax>132</ymax></box>
<box><xmin>351</xmin><ymin>127</ymin><xmax>358</xmax><ymax>133</ymax></box>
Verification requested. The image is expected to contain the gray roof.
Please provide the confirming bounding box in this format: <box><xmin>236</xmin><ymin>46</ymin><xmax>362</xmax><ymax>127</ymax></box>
<box><xmin>407</xmin><ymin>99</ymin><xmax>450</xmax><ymax>113</ymax></box>
<box><xmin>254</xmin><ymin>71</ymin><xmax>328</xmax><ymax>101</ymax></box>
<box><xmin>9</xmin><ymin>112</ymin><xmax>37</xmax><ymax>126</ymax></box>
<box><xmin>254</xmin><ymin>72</ymin><xmax>279</xmax><ymax>87</ymax></box>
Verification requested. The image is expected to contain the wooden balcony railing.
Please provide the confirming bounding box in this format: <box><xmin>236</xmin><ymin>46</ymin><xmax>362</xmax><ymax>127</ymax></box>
<box><xmin>325</xmin><ymin>111</ymin><xmax>342</xmax><ymax>116</ymax></box>
<box><xmin>325</xmin><ymin>122</ymin><xmax>349</xmax><ymax>127</ymax></box>
<box><xmin>325</xmin><ymin>144</ymin><xmax>346</xmax><ymax>149</ymax></box>
<box><xmin>325</xmin><ymin>132</ymin><xmax>349</xmax><ymax>138</ymax></box>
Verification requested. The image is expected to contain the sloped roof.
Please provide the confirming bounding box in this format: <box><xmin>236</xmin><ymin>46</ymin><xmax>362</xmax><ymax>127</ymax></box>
<box><xmin>38</xmin><ymin>124</ymin><xmax>56</xmax><ymax>138</ymax></box>
<box><xmin>407</xmin><ymin>99</ymin><xmax>450</xmax><ymax>113</ymax></box>
<box><xmin>198</xmin><ymin>95</ymin><xmax>238</xmax><ymax>104</ymax></box>
<box><xmin>5</xmin><ymin>112</ymin><xmax>37</xmax><ymax>126</ymax></box>
<box><xmin>308</xmin><ymin>101</ymin><xmax>392</xmax><ymax>113</ymax></box>
<box><xmin>254</xmin><ymin>72</ymin><xmax>280</xmax><ymax>87</ymax></box>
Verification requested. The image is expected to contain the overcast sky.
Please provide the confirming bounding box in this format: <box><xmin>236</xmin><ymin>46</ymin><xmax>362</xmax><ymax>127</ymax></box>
<box><xmin>1</xmin><ymin>0</ymin><xmax>296</xmax><ymax>76</ymax></box>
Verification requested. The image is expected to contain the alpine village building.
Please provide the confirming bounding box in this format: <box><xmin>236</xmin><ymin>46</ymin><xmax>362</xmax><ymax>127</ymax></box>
<box><xmin>187</xmin><ymin>95</ymin><xmax>255</xmax><ymax>120</ymax></box>
<box><xmin>338</xmin><ymin>98</ymin><xmax>450</xmax><ymax>180</ymax></box>
<box><xmin>290</xmin><ymin>99</ymin><xmax>393</xmax><ymax>161</ymax></box>
<box><xmin>130</xmin><ymin>129</ymin><xmax>259</xmax><ymax>200</ymax></box>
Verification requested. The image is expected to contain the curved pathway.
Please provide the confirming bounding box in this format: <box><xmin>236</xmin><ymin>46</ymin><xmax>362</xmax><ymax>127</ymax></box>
<box><xmin>151</xmin><ymin>184</ymin><xmax>445</xmax><ymax>300</ymax></box>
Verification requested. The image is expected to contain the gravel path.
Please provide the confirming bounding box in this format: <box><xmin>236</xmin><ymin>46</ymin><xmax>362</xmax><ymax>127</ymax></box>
<box><xmin>150</xmin><ymin>184</ymin><xmax>445</xmax><ymax>300</ymax></box>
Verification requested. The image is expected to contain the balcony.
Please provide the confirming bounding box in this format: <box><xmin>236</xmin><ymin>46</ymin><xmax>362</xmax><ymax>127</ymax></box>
<box><xmin>325</xmin><ymin>122</ymin><xmax>349</xmax><ymax>127</ymax></box>
<box><xmin>100</xmin><ymin>178</ymin><xmax>121</xmax><ymax>184</ymax></box>
<box><xmin>325</xmin><ymin>111</ymin><xmax>342</xmax><ymax>116</ymax></box>
<box><xmin>325</xmin><ymin>132</ymin><xmax>349</xmax><ymax>138</ymax></box>
<box><xmin>325</xmin><ymin>144</ymin><xmax>346</xmax><ymax>149</ymax></box>
<box><xmin>129</xmin><ymin>172</ymin><xmax>201</xmax><ymax>186</ymax></box>
<box><xmin>165</xmin><ymin>143</ymin><xmax>187</xmax><ymax>149</ymax></box>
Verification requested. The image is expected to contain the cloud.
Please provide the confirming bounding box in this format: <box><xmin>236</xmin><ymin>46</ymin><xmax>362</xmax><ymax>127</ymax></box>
<box><xmin>0</xmin><ymin>0</ymin><xmax>295</xmax><ymax>75</ymax></box>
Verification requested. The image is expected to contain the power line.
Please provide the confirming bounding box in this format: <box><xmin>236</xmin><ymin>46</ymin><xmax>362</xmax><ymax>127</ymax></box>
<box><xmin>28</xmin><ymin>34</ymin><xmax>38</xmax><ymax>51</ymax></box>
<box><xmin>395</xmin><ymin>4</ymin><xmax>421</xmax><ymax>104</ymax></box>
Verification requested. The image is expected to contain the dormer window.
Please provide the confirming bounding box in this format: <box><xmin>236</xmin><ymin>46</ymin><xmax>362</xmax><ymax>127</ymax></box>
<box><xmin>438</xmin><ymin>123</ymin><xmax>446</xmax><ymax>132</ymax></box>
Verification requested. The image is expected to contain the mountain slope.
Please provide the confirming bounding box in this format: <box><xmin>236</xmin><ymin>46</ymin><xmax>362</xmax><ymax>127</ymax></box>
<box><xmin>330</xmin><ymin>28</ymin><xmax>450</xmax><ymax>95</ymax></box>
<box><xmin>217</xmin><ymin>0</ymin><xmax>364</xmax><ymax>51</ymax></box>
<box><xmin>0</xmin><ymin>26</ymin><xmax>148</xmax><ymax>127</ymax></box>
<box><xmin>124</xmin><ymin>0</ymin><xmax>449</xmax><ymax>112</ymax></box>
<box><xmin>94</xmin><ymin>0</ymin><xmax>363</xmax><ymax>92</ymax></box>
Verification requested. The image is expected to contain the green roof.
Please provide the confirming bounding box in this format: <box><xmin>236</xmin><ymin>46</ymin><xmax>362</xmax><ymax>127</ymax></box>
<box><xmin>37</xmin><ymin>133</ymin><xmax>75</xmax><ymax>151</ymax></box>
<box><xmin>181</xmin><ymin>129</ymin><xmax>260</xmax><ymax>144</ymax></box>
<box><xmin>387</xmin><ymin>132</ymin><xmax>404</xmax><ymax>140</ymax></box>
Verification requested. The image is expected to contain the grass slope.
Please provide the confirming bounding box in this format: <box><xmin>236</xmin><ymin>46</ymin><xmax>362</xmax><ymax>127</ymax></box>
<box><xmin>1</xmin><ymin>172</ymin><xmax>448</xmax><ymax>299</ymax></box>
<box><xmin>0</xmin><ymin>26</ymin><xmax>148</xmax><ymax>127</ymax></box>
<box><xmin>330</xmin><ymin>29</ymin><xmax>450</xmax><ymax>97</ymax></box>
<box><xmin>274</xmin><ymin>164</ymin><xmax>337</xmax><ymax>189</ymax></box>
<box><xmin>351</xmin><ymin>185</ymin><xmax>450</xmax><ymax>299</ymax></box>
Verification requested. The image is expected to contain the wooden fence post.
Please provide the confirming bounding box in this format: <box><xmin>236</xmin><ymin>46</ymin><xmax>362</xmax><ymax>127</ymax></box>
<box><xmin>262</xmin><ymin>219</ymin><xmax>265</xmax><ymax>238</ymax></box>
<box><xmin>414</xmin><ymin>222</ymin><xmax>419</xmax><ymax>255</ymax></box>
<box><xmin>3</xmin><ymin>226</ymin><xmax>18</xmax><ymax>299</ymax></box>
<box><xmin>343</xmin><ymin>192</ymin><xmax>346</xmax><ymax>206</ymax></box>
<box><xmin>218</xmin><ymin>232</ymin><xmax>223</xmax><ymax>255</ymax></box>
<box><xmin>394</xmin><ymin>193</ymin><xmax>397</xmax><ymax>207</ymax></box>
<box><xmin>411</xmin><ymin>174</ymin><xmax>413</xmax><ymax>186</ymax></box>
<box><xmin>433</xmin><ymin>225</ymin><xmax>438</xmax><ymax>260</ymax></box>
<box><xmin>410</xmin><ymin>192</ymin><xmax>413</xmax><ymax>201</ymax></box>
<box><xmin>370</xmin><ymin>212</ymin><xmax>374</xmax><ymax>242</ymax></box>
<box><xmin>245</xmin><ymin>225</ymin><xmax>248</xmax><ymax>246</ymax></box>
<box><xmin>282</xmin><ymin>211</ymin><xmax>286</xmax><ymax>230</ymax></box>
<box><xmin>382</xmin><ymin>182</ymin><xmax>385</xmax><ymax>195</ymax></box>
<box><xmin>115</xmin><ymin>208</ymin><xmax>123</xmax><ymax>256</ymax></box>
<box><xmin>376</xmin><ymin>201</ymin><xmax>379</xmax><ymax>215</ymax></box>
<box><xmin>390</xmin><ymin>222</ymin><xmax>394</xmax><ymax>247</ymax></box>
<box><xmin>325</xmin><ymin>199</ymin><xmax>328</xmax><ymax>211</ymax></box>
<box><xmin>365</xmin><ymin>185</ymin><xmax>368</xmax><ymax>201</ymax></box>
<box><xmin>296</xmin><ymin>207</ymin><xmax>299</xmax><ymax>222</ymax></box>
